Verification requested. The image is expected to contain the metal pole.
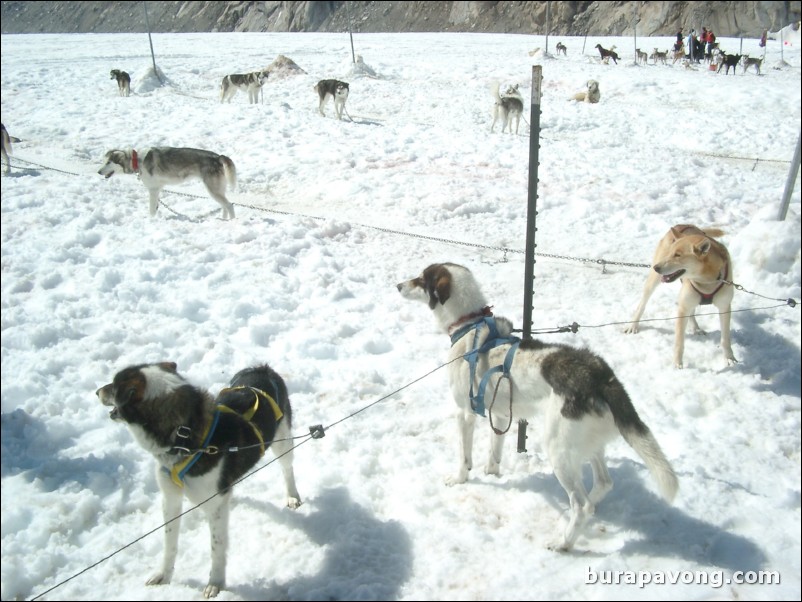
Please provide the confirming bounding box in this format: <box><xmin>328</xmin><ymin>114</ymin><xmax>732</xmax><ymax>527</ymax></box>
<box><xmin>545</xmin><ymin>1</ymin><xmax>550</xmax><ymax>55</ymax></box>
<box><xmin>633</xmin><ymin>2</ymin><xmax>637</xmax><ymax>61</ymax></box>
<box><xmin>523</xmin><ymin>66</ymin><xmax>543</xmax><ymax>340</ymax></box>
<box><xmin>777</xmin><ymin>130</ymin><xmax>801</xmax><ymax>221</ymax></box>
<box><xmin>346</xmin><ymin>1</ymin><xmax>356</xmax><ymax>63</ymax></box>
<box><xmin>143</xmin><ymin>2</ymin><xmax>162</xmax><ymax>83</ymax></box>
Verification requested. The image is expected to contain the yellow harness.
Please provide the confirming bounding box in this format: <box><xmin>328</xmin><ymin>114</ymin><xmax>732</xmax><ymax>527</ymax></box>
<box><xmin>167</xmin><ymin>386</ymin><xmax>283</xmax><ymax>487</ymax></box>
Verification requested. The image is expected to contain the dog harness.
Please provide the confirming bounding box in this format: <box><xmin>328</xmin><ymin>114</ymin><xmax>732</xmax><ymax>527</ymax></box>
<box><xmin>688</xmin><ymin>261</ymin><xmax>730</xmax><ymax>306</ymax></box>
<box><xmin>451</xmin><ymin>312</ymin><xmax>520</xmax><ymax>418</ymax></box>
<box><xmin>166</xmin><ymin>386</ymin><xmax>282</xmax><ymax>487</ymax></box>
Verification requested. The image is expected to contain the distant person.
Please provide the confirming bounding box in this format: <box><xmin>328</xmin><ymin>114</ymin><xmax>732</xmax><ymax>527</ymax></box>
<box><xmin>687</xmin><ymin>29</ymin><xmax>696</xmax><ymax>61</ymax></box>
<box><xmin>706</xmin><ymin>28</ymin><xmax>716</xmax><ymax>55</ymax></box>
<box><xmin>675</xmin><ymin>27</ymin><xmax>684</xmax><ymax>51</ymax></box>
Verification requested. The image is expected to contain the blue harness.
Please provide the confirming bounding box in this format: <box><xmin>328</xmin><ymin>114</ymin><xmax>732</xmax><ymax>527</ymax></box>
<box><xmin>451</xmin><ymin>315</ymin><xmax>520</xmax><ymax>417</ymax></box>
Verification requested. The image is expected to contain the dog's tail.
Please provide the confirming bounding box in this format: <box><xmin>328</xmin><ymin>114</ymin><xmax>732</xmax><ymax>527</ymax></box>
<box><xmin>701</xmin><ymin>227</ymin><xmax>725</xmax><ymax>239</ymax></box>
<box><xmin>220</xmin><ymin>155</ymin><xmax>237</xmax><ymax>191</ymax></box>
<box><xmin>490</xmin><ymin>81</ymin><xmax>502</xmax><ymax>103</ymax></box>
<box><xmin>603</xmin><ymin>379</ymin><xmax>679</xmax><ymax>503</ymax></box>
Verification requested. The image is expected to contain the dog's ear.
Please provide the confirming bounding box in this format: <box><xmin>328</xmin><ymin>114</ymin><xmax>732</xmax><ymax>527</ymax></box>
<box><xmin>668</xmin><ymin>226</ymin><xmax>685</xmax><ymax>242</ymax></box>
<box><xmin>695</xmin><ymin>240</ymin><xmax>712</xmax><ymax>256</ymax></box>
<box><xmin>157</xmin><ymin>361</ymin><xmax>178</xmax><ymax>373</ymax></box>
<box><xmin>423</xmin><ymin>264</ymin><xmax>451</xmax><ymax>309</ymax></box>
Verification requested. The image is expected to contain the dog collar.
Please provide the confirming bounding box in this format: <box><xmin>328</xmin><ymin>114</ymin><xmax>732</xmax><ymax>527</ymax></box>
<box><xmin>448</xmin><ymin>306</ymin><xmax>493</xmax><ymax>338</ymax></box>
<box><xmin>131</xmin><ymin>149</ymin><xmax>139</xmax><ymax>173</ymax></box>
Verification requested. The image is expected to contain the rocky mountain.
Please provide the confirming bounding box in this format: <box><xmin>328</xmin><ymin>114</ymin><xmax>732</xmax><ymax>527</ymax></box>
<box><xmin>1</xmin><ymin>1</ymin><xmax>799</xmax><ymax>37</ymax></box>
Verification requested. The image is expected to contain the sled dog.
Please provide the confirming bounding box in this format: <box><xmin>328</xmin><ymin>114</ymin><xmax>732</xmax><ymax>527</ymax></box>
<box><xmin>490</xmin><ymin>81</ymin><xmax>524</xmax><ymax>134</ymax></box>
<box><xmin>624</xmin><ymin>225</ymin><xmax>736</xmax><ymax>368</ymax></box>
<box><xmin>569</xmin><ymin>79</ymin><xmax>600</xmax><ymax>103</ymax></box>
<box><xmin>397</xmin><ymin>262</ymin><xmax>678</xmax><ymax>551</ymax></box>
<box><xmin>220</xmin><ymin>70</ymin><xmax>268</xmax><ymax>104</ymax></box>
<box><xmin>97</xmin><ymin>362</ymin><xmax>301</xmax><ymax>598</ymax></box>
<box><xmin>110</xmin><ymin>69</ymin><xmax>131</xmax><ymax>97</ymax></box>
<box><xmin>314</xmin><ymin>79</ymin><xmax>350</xmax><ymax>120</ymax></box>
<box><xmin>97</xmin><ymin>146</ymin><xmax>237</xmax><ymax>219</ymax></box>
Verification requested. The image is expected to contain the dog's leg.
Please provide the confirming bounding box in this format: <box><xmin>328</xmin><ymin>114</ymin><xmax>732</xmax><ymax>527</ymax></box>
<box><xmin>318</xmin><ymin>95</ymin><xmax>327</xmax><ymax>117</ymax></box>
<box><xmin>624</xmin><ymin>270</ymin><xmax>661</xmax><ymax>333</ymax></box>
<box><xmin>148</xmin><ymin>188</ymin><xmax>161</xmax><ymax>216</ymax></box>
<box><xmin>447</xmin><ymin>409</ymin><xmax>476</xmax><ymax>485</ymax></box>
<box><xmin>146</xmin><ymin>470</ymin><xmax>184</xmax><ymax>587</ymax></box>
<box><xmin>545</xmin><ymin>393</ymin><xmax>593</xmax><ymax>551</ymax></box>
<box><xmin>490</xmin><ymin>105</ymin><xmax>498</xmax><ymax>133</ymax></box>
<box><xmin>588</xmin><ymin>450</ymin><xmax>613</xmax><ymax>505</ymax></box>
<box><xmin>673</xmin><ymin>288</ymin><xmax>700</xmax><ymax>368</ymax></box>
<box><xmin>485</xmin><ymin>430</ymin><xmax>505</xmax><ymax>476</ymax></box>
<box><xmin>271</xmin><ymin>421</ymin><xmax>302</xmax><ymax>508</ymax></box>
<box><xmin>201</xmin><ymin>491</ymin><xmax>231</xmax><ymax>598</ymax></box>
<box><xmin>715</xmin><ymin>288</ymin><xmax>737</xmax><ymax>365</ymax></box>
<box><xmin>206</xmin><ymin>189</ymin><xmax>236</xmax><ymax>220</ymax></box>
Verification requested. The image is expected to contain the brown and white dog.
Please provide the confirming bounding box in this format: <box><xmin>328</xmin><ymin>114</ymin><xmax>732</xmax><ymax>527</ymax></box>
<box><xmin>220</xmin><ymin>70</ymin><xmax>269</xmax><ymax>104</ymax></box>
<box><xmin>97</xmin><ymin>147</ymin><xmax>237</xmax><ymax>219</ymax></box>
<box><xmin>314</xmin><ymin>79</ymin><xmax>350</xmax><ymax>120</ymax></box>
<box><xmin>636</xmin><ymin>48</ymin><xmax>649</xmax><ymax>64</ymax></box>
<box><xmin>110</xmin><ymin>69</ymin><xmax>131</xmax><ymax>97</ymax></box>
<box><xmin>97</xmin><ymin>362</ymin><xmax>301</xmax><ymax>598</ymax></box>
<box><xmin>625</xmin><ymin>225</ymin><xmax>737</xmax><ymax>368</ymax></box>
<box><xmin>398</xmin><ymin>262</ymin><xmax>678</xmax><ymax>551</ymax></box>
<box><xmin>651</xmin><ymin>48</ymin><xmax>668</xmax><ymax>65</ymax></box>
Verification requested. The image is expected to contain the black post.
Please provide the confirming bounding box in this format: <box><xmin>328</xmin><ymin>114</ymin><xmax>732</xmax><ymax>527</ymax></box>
<box><xmin>523</xmin><ymin>66</ymin><xmax>542</xmax><ymax>340</ymax></box>
<box><xmin>346</xmin><ymin>1</ymin><xmax>356</xmax><ymax>63</ymax></box>
<box><xmin>143</xmin><ymin>2</ymin><xmax>162</xmax><ymax>83</ymax></box>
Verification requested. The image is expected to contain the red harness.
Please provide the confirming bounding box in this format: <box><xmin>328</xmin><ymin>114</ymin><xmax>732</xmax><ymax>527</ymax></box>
<box><xmin>689</xmin><ymin>261</ymin><xmax>729</xmax><ymax>305</ymax></box>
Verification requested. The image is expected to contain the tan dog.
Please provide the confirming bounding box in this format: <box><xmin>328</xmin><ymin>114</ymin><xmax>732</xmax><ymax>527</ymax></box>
<box><xmin>636</xmin><ymin>48</ymin><xmax>649</xmax><ymax>64</ymax></box>
<box><xmin>625</xmin><ymin>225</ymin><xmax>736</xmax><ymax>369</ymax></box>
<box><xmin>569</xmin><ymin>79</ymin><xmax>600</xmax><ymax>103</ymax></box>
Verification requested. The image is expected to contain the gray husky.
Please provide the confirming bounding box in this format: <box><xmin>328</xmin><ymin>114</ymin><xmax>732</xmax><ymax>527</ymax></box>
<box><xmin>97</xmin><ymin>147</ymin><xmax>237</xmax><ymax>219</ymax></box>
<box><xmin>397</xmin><ymin>262</ymin><xmax>678</xmax><ymax>551</ymax></box>
<box><xmin>490</xmin><ymin>81</ymin><xmax>524</xmax><ymax>134</ymax></box>
<box><xmin>314</xmin><ymin>79</ymin><xmax>350</xmax><ymax>120</ymax></box>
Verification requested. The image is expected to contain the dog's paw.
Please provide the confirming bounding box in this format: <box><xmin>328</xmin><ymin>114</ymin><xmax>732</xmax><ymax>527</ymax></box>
<box><xmin>445</xmin><ymin>471</ymin><xmax>469</xmax><ymax>487</ymax></box>
<box><xmin>547</xmin><ymin>539</ymin><xmax>572</xmax><ymax>553</ymax></box>
<box><xmin>484</xmin><ymin>462</ymin><xmax>501</xmax><ymax>477</ymax></box>
<box><xmin>287</xmin><ymin>496</ymin><xmax>302</xmax><ymax>509</ymax></box>
<box><xmin>623</xmin><ymin>324</ymin><xmax>639</xmax><ymax>334</ymax></box>
<box><xmin>146</xmin><ymin>572</ymin><xmax>170</xmax><ymax>586</ymax></box>
<box><xmin>204</xmin><ymin>582</ymin><xmax>222</xmax><ymax>598</ymax></box>
<box><xmin>726</xmin><ymin>357</ymin><xmax>739</xmax><ymax>366</ymax></box>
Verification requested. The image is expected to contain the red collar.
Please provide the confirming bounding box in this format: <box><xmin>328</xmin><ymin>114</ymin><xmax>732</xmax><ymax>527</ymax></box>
<box><xmin>131</xmin><ymin>149</ymin><xmax>139</xmax><ymax>172</ymax></box>
<box><xmin>448</xmin><ymin>306</ymin><xmax>493</xmax><ymax>334</ymax></box>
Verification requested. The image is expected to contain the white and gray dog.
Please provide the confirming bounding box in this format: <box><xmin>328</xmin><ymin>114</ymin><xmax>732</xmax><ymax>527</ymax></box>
<box><xmin>98</xmin><ymin>147</ymin><xmax>237</xmax><ymax>219</ymax></box>
<box><xmin>490</xmin><ymin>81</ymin><xmax>524</xmax><ymax>134</ymax></box>
<box><xmin>220</xmin><ymin>70</ymin><xmax>269</xmax><ymax>104</ymax></box>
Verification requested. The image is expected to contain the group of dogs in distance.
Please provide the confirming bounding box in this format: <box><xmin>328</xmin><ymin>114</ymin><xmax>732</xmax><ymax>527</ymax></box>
<box><xmin>98</xmin><ymin>220</ymin><xmax>735</xmax><ymax>597</ymax></box>
<box><xmin>110</xmin><ymin>67</ymin><xmax>352</xmax><ymax>116</ymax></box>
<box><xmin>560</xmin><ymin>41</ymin><xmax>764</xmax><ymax>74</ymax></box>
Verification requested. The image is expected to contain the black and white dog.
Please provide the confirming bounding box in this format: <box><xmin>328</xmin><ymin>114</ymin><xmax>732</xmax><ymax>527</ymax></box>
<box><xmin>490</xmin><ymin>81</ymin><xmax>524</xmax><ymax>134</ymax></box>
<box><xmin>314</xmin><ymin>79</ymin><xmax>350</xmax><ymax>120</ymax></box>
<box><xmin>97</xmin><ymin>147</ymin><xmax>237</xmax><ymax>219</ymax></box>
<box><xmin>97</xmin><ymin>362</ymin><xmax>301</xmax><ymax>598</ymax></box>
<box><xmin>397</xmin><ymin>263</ymin><xmax>678</xmax><ymax>551</ymax></box>
<box><xmin>220</xmin><ymin>70</ymin><xmax>269</xmax><ymax>104</ymax></box>
<box><xmin>110</xmin><ymin>69</ymin><xmax>131</xmax><ymax>97</ymax></box>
